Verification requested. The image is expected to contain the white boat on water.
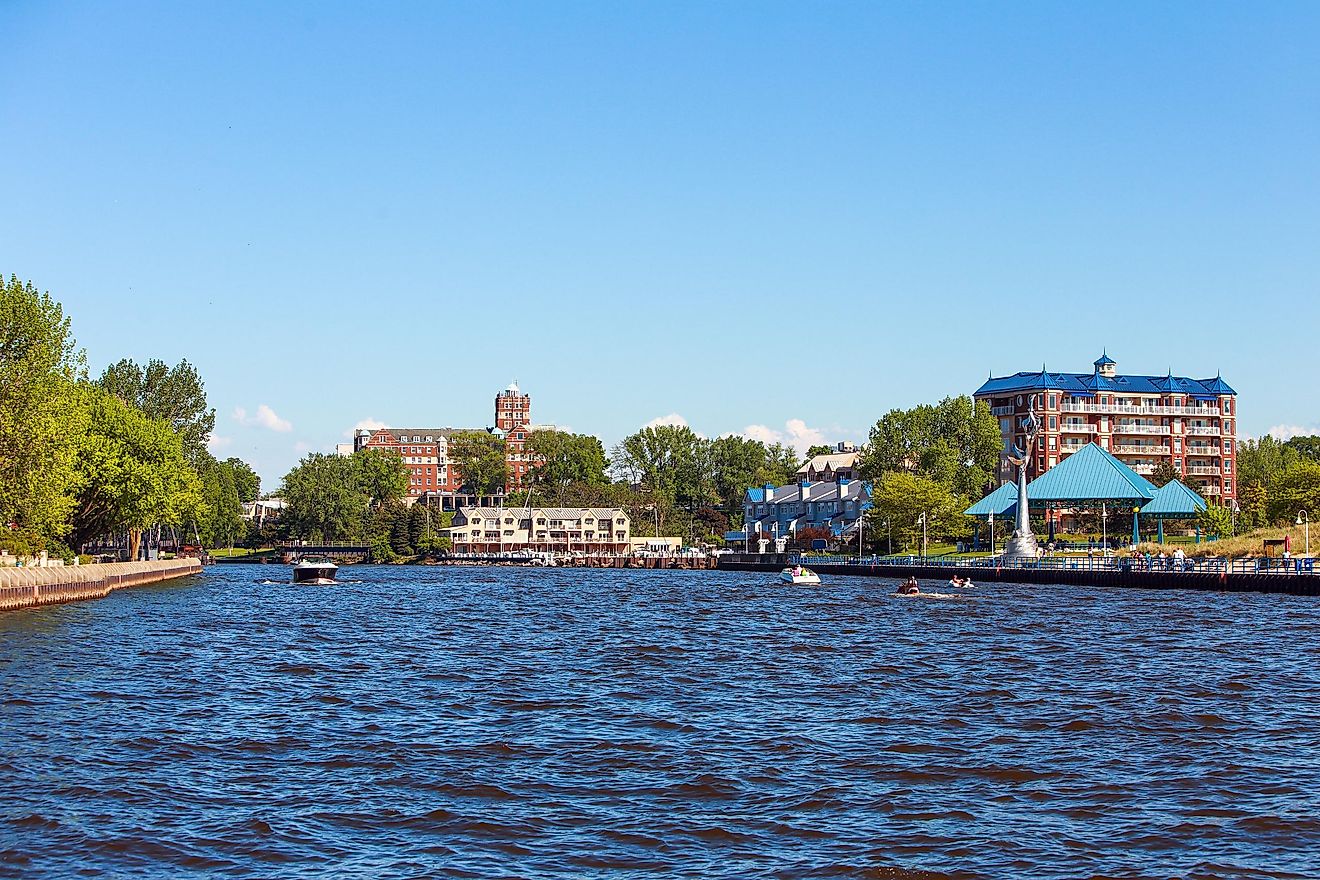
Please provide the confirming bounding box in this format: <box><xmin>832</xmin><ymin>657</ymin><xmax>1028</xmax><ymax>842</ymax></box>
<box><xmin>780</xmin><ymin>566</ymin><xmax>822</xmax><ymax>585</ymax></box>
<box><xmin>292</xmin><ymin>557</ymin><xmax>339</xmax><ymax>585</ymax></box>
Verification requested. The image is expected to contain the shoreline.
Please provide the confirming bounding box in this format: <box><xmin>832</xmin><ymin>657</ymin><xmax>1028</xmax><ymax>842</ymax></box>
<box><xmin>719</xmin><ymin>558</ymin><xmax>1320</xmax><ymax>596</ymax></box>
<box><xmin>0</xmin><ymin>559</ymin><xmax>204</xmax><ymax>612</ymax></box>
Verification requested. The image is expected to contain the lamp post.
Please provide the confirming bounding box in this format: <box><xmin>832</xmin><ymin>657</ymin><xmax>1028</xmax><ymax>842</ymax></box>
<box><xmin>1298</xmin><ymin>510</ymin><xmax>1310</xmax><ymax>556</ymax></box>
<box><xmin>919</xmin><ymin>511</ymin><xmax>928</xmax><ymax>560</ymax></box>
<box><xmin>988</xmin><ymin>511</ymin><xmax>995</xmax><ymax>556</ymax></box>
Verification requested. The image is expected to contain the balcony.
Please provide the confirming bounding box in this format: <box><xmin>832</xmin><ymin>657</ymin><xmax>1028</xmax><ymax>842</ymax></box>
<box><xmin>1061</xmin><ymin>401</ymin><xmax>1223</xmax><ymax>417</ymax></box>
<box><xmin>1111</xmin><ymin>424</ymin><xmax>1170</xmax><ymax>435</ymax></box>
<box><xmin>1186</xmin><ymin>425</ymin><xmax>1219</xmax><ymax>436</ymax></box>
<box><xmin>1200</xmin><ymin>484</ymin><xmax>1223</xmax><ymax>495</ymax></box>
<box><xmin>1111</xmin><ymin>445</ymin><xmax>1171</xmax><ymax>455</ymax></box>
<box><xmin>1059</xmin><ymin>423</ymin><xmax>1099</xmax><ymax>434</ymax></box>
<box><xmin>1129</xmin><ymin>464</ymin><xmax>1157</xmax><ymax>475</ymax></box>
<box><xmin>1186</xmin><ymin>465</ymin><xmax>1221</xmax><ymax>476</ymax></box>
<box><xmin>991</xmin><ymin>405</ymin><xmax>1016</xmax><ymax>416</ymax></box>
<box><xmin>1186</xmin><ymin>446</ymin><xmax>1221</xmax><ymax>457</ymax></box>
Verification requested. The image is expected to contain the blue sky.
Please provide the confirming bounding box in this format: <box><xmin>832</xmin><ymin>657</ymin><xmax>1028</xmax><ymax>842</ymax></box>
<box><xmin>3</xmin><ymin>2</ymin><xmax>1318</xmax><ymax>489</ymax></box>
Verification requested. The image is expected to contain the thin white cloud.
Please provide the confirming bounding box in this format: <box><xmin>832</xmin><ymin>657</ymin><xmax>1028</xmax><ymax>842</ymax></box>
<box><xmin>741</xmin><ymin>418</ymin><xmax>831</xmax><ymax>455</ymax></box>
<box><xmin>345</xmin><ymin>417</ymin><xmax>388</xmax><ymax>438</ymax></box>
<box><xmin>643</xmin><ymin>413</ymin><xmax>689</xmax><ymax>430</ymax></box>
<box><xmin>1268</xmin><ymin>424</ymin><xmax>1320</xmax><ymax>441</ymax></box>
<box><xmin>234</xmin><ymin>404</ymin><xmax>293</xmax><ymax>433</ymax></box>
<box><xmin>207</xmin><ymin>434</ymin><xmax>233</xmax><ymax>452</ymax></box>
<box><xmin>293</xmin><ymin>440</ymin><xmax>313</xmax><ymax>454</ymax></box>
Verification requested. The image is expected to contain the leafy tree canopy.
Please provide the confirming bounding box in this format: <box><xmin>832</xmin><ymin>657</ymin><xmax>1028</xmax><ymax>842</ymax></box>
<box><xmin>527</xmin><ymin>430</ymin><xmax>608</xmax><ymax>500</ymax></box>
<box><xmin>68</xmin><ymin>385</ymin><xmax>204</xmax><ymax>551</ymax></box>
<box><xmin>98</xmin><ymin>358</ymin><xmax>215</xmax><ymax>466</ymax></box>
<box><xmin>0</xmin><ymin>275</ymin><xmax>87</xmax><ymax>538</ymax></box>
<box><xmin>858</xmin><ymin>395</ymin><xmax>1001</xmax><ymax>499</ymax></box>
<box><xmin>449</xmin><ymin>431</ymin><xmax>507</xmax><ymax>496</ymax></box>
<box><xmin>863</xmin><ymin>471</ymin><xmax>969</xmax><ymax>553</ymax></box>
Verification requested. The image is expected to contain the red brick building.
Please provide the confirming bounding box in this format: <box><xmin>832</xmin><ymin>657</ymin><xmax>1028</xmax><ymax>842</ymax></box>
<box><xmin>350</xmin><ymin>383</ymin><xmax>549</xmax><ymax>504</ymax></box>
<box><xmin>496</xmin><ymin>382</ymin><xmax>535</xmax><ymax>488</ymax></box>
<box><xmin>974</xmin><ymin>354</ymin><xmax>1238</xmax><ymax>504</ymax></box>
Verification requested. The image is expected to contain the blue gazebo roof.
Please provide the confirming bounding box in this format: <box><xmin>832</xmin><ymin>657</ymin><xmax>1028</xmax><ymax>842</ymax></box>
<box><xmin>1025</xmin><ymin>443</ymin><xmax>1157</xmax><ymax>503</ymax></box>
<box><xmin>1139</xmin><ymin>480</ymin><xmax>1208</xmax><ymax>517</ymax></box>
<box><xmin>964</xmin><ymin>482</ymin><xmax>1018</xmax><ymax>518</ymax></box>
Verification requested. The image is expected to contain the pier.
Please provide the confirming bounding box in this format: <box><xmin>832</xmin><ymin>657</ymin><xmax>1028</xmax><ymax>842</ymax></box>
<box><xmin>0</xmin><ymin>558</ymin><xmax>204</xmax><ymax>611</ymax></box>
<box><xmin>718</xmin><ymin>553</ymin><xmax>1320</xmax><ymax>596</ymax></box>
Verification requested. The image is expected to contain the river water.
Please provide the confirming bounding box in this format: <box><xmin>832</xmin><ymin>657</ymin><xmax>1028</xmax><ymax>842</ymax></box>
<box><xmin>2</xmin><ymin>565</ymin><xmax>1319</xmax><ymax>879</ymax></box>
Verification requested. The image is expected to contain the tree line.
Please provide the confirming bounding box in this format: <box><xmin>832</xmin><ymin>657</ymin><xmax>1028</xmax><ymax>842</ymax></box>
<box><xmin>1235</xmin><ymin>435</ymin><xmax>1320</xmax><ymax>530</ymax></box>
<box><xmin>1</xmin><ymin>275</ymin><xmax>259</xmax><ymax>559</ymax></box>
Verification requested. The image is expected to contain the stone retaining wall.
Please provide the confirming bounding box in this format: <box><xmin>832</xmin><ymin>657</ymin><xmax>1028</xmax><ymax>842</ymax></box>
<box><xmin>0</xmin><ymin>558</ymin><xmax>204</xmax><ymax>611</ymax></box>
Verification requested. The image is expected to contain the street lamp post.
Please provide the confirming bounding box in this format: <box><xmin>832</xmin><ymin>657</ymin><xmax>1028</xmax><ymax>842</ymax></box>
<box><xmin>919</xmin><ymin>512</ymin><xmax>928</xmax><ymax>560</ymax></box>
<box><xmin>1298</xmin><ymin>510</ymin><xmax>1310</xmax><ymax>556</ymax></box>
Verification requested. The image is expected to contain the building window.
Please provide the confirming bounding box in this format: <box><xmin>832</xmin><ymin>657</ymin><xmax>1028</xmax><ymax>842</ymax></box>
<box><xmin>1049</xmin><ymin>416</ymin><xmax>1057</xmax><ymax>430</ymax></box>
<box><xmin>1048</xmin><ymin>395</ymin><xmax>1056</xmax><ymax>409</ymax></box>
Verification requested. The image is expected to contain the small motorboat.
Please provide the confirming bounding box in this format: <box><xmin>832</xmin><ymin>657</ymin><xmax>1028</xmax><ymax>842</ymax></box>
<box><xmin>780</xmin><ymin>566</ymin><xmax>822</xmax><ymax>585</ymax></box>
<box><xmin>292</xmin><ymin>557</ymin><xmax>339</xmax><ymax>585</ymax></box>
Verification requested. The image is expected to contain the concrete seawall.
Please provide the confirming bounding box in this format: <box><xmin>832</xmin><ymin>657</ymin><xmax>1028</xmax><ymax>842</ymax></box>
<box><xmin>719</xmin><ymin>560</ymin><xmax>1320</xmax><ymax>597</ymax></box>
<box><xmin>0</xmin><ymin>558</ymin><xmax>204</xmax><ymax>611</ymax></box>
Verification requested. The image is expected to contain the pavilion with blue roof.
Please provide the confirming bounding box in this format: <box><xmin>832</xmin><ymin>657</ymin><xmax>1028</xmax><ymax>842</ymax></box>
<box><xmin>1139</xmin><ymin>479</ymin><xmax>1208</xmax><ymax>543</ymax></box>
<box><xmin>965</xmin><ymin>443</ymin><xmax>1162</xmax><ymax>545</ymax></box>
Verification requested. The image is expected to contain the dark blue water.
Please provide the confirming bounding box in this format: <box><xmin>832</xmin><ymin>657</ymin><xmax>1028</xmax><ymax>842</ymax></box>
<box><xmin>3</xmin><ymin>565</ymin><xmax>1319</xmax><ymax>879</ymax></box>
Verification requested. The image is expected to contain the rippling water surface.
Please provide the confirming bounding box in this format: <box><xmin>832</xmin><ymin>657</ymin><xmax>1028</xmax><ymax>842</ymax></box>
<box><xmin>3</xmin><ymin>566</ymin><xmax>1320</xmax><ymax>878</ymax></box>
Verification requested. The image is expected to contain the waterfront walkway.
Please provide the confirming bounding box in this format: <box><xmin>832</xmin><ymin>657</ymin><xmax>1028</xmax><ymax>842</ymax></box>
<box><xmin>718</xmin><ymin>553</ymin><xmax>1320</xmax><ymax>596</ymax></box>
<box><xmin>0</xmin><ymin>558</ymin><xmax>203</xmax><ymax>611</ymax></box>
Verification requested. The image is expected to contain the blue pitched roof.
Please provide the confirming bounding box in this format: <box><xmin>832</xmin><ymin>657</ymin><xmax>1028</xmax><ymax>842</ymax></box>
<box><xmin>1140</xmin><ymin>480</ymin><xmax>1208</xmax><ymax>517</ymax></box>
<box><xmin>1094</xmin><ymin>352</ymin><xmax>1116</xmax><ymax>366</ymax></box>
<box><xmin>975</xmin><ymin>366</ymin><xmax>1234</xmax><ymax>398</ymax></box>
<box><xmin>964</xmin><ymin>482</ymin><xmax>1018</xmax><ymax>518</ymax></box>
<box><xmin>1025</xmin><ymin>443</ymin><xmax>1157</xmax><ymax>502</ymax></box>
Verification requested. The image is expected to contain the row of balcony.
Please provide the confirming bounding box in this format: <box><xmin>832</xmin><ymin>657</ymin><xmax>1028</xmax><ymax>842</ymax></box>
<box><xmin>1060</xmin><ymin>402</ymin><xmax>1227</xmax><ymax>416</ymax></box>
<box><xmin>1111</xmin><ymin>445</ymin><xmax>1171</xmax><ymax>455</ymax></box>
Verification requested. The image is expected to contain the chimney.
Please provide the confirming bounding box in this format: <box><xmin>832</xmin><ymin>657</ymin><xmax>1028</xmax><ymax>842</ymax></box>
<box><xmin>764</xmin><ymin>484</ymin><xmax>774</xmax><ymax>502</ymax></box>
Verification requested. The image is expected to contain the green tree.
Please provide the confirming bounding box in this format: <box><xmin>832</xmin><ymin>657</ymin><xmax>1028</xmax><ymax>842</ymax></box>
<box><xmin>527</xmin><ymin>430</ymin><xmax>608</xmax><ymax>501</ymax></box>
<box><xmin>804</xmin><ymin>445</ymin><xmax>834</xmax><ymax>459</ymax></box>
<box><xmin>858</xmin><ymin>396</ymin><xmax>1000</xmax><ymax>498</ymax></box>
<box><xmin>196</xmin><ymin>455</ymin><xmax>243</xmax><ymax>549</ymax></box>
<box><xmin>611</xmin><ymin>424</ymin><xmax>713</xmax><ymax>514</ymax></box>
<box><xmin>449</xmin><ymin>431</ymin><xmax>507</xmax><ymax>495</ymax></box>
<box><xmin>1197</xmin><ymin>503</ymin><xmax>1233</xmax><ymax>538</ymax></box>
<box><xmin>1267</xmin><ymin>460</ymin><xmax>1320</xmax><ymax>526</ymax></box>
<box><xmin>280</xmin><ymin>453</ymin><xmax>369</xmax><ymax>542</ymax></box>
<box><xmin>0</xmin><ymin>275</ymin><xmax>86</xmax><ymax>540</ymax></box>
<box><xmin>98</xmin><ymin>358</ymin><xmax>216</xmax><ymax>467</ymax></box>
<box><xmin>226</xmin><ymin>457</ymin><xmax>261</xmax><ymax>504</ymax></box>
<box><xmin>709</xmin><ymin>435</ymin><xmax>770</xmax><ymax>515</ymax></box>
<box><xmin>1150</xmin><ymin>461</ymin><xmax>1180</xmax><ymax>487</ymax></box>
<box><xmin>353</xmin><ymin>448</ymin><xmax>408</xmax><ymax>508</ymax></box>
<box><xmin>863</xmin><ymin>472</ymin><xmax>967</xmax><ymax>554</ymax></box>
<box><xmin>1285</xmin><ymin>435</ymin><xmax>1320</xmax><ymax>464</ymax></box>
<box><xmin>67</xmin><ymin>385</ymin><xmax>204</xmax><ymax>555</ymax></box>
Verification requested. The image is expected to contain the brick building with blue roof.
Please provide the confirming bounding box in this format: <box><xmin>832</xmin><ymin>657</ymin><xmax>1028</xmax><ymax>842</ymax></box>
<box><xmin>973</xmin><ymin>353</ymin><xmax>1238</xmax><ymax>505</ymax></box>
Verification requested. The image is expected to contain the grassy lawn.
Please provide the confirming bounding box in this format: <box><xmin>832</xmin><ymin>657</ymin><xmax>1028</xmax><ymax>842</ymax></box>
<box><xmin>209</xmin><ymin>547</ymin><xmax>279</xmax><ymax>560</ymax></box>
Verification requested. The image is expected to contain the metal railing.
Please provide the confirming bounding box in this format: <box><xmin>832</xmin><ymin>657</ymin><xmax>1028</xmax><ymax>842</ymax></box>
<box><xmin>788</xmin><ymin>553</ymin><xmax>1317</xmax><ymax>576</ymax></box>
<box><xmin>1061</xmin><ymin>403</ymin><xmax>1226</xmax><ymax>417</ymax></box>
